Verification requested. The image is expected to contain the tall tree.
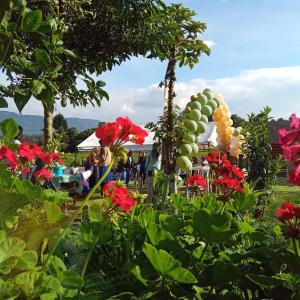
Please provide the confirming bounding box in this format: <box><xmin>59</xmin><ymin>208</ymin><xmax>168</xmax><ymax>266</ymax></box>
<box><xmin>53</xmin><ymin>113</ymin><xmax>68</xmax><ymax>133</ymax></box>
<box><xmin>0</xmin><ymin>1</ymin><xmax>107</xmax><ymax>148</ymax></box>
<box><xmin>0</xmin><ymin>0</ymin><xmax>209</xmax><ymax>149</ymax></box>
<box><xmin>161</xmin><ymin>4</ymin><xmax>210</xmax><ymax>175</ymax></box>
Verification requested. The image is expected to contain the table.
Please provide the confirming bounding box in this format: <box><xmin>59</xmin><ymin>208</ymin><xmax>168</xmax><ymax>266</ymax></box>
<box><xmin>52</xmin><ymin>174</ymin><xmax>83</xmax><ymax>195</ymax></box>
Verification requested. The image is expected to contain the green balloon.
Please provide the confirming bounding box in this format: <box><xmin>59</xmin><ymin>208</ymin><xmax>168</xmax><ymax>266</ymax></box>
<box><xmin>183</xmin><ymin>132</ymin><xmax>196</xmax><ymax>143</ymax></box>
<box><xmin>186</xmin><ymin>101</ymin><xmax>193</xmax><ymax>108</ymax></box>
<box><xmin>197</xmin><ymin>93</ymin><xmax>207</xmax><ymax>105</ymax></box>
<box><xmin>190</xmin><ymin>101</ymin><xmax>202</xmax><ymax>111</ymax></box>
<box><xmin>189</xmin><ymin>109</ymin><xmax>201</xmax><ymax>121</ymax></box>
<box><xmin>200</xmin><ymin>115</ymin><xmax>208</xmax><ymax>124</ymax></box>
<box><xmin>176</xmin><ymin>155</ymin><xmax>192</xmax><ymax>172</ymax></box>
<box><xmin>180</xmin><ymin>143</ymin><xmax>192</xmax><ymax>156</ymax></box>
<box><xmin>202</xmin><ymin>105</ymin><xmax>213</xmax><ymax>117</ymax></box>
<box><xmin>207</xmin><ymin>100</ymin><xmax>218</xmax><ymax>111</ymax></box>
<box><xmin>190</xmin><ymin>143</ymin><xmax>199</xmax><ymax>156</ymax></box>
<box><xmin>196</xmin><ymin>121</ymin><xmax>207</xmax><ymax>134</ymax></box>
<box><xmin>212</xmin><ymin>97</ymin><xmax>221</xmax><ymax>107</ymax></box>
<box><xmin>184</xmin><ymin>119</ymin><xmax>197</xmax><ymax>133</ymax></box>
<box><xmin>203</xmin><ymin>88</ymin><xmax>214</xmax><ymax>100</ymax></box>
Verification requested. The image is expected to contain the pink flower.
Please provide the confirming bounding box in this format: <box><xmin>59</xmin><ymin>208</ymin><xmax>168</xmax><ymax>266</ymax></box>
<box><xmin>290</xmin><ymin>113</ymin><xmax>300</xmax><ymax>130</ymax></box>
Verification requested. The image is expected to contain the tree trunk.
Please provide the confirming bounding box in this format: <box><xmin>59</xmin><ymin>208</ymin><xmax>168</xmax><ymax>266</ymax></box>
<box><xmin>162</xmin><ymin>49</ymin><xmax>177</xmax><ymax>175</ymax></box>
<box><xmin>43</xmin><ymin>103</ymin><xmax>54</xmax><ymax>150</ymax></box>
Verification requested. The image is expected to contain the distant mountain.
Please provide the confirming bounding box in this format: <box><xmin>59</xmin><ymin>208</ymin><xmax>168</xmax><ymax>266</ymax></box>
<box><xmin>0</xmin><ymin>111</ymin><xmax>99</xmax><ymax>135</ymax></box>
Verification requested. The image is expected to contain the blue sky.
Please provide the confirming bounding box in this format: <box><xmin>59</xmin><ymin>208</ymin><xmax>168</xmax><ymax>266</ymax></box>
<box><xmin>1</xmin><ymin>0</ymin><xmax>300</xmax><ymax>123</ymax></box>
<box><xmin>101</xmin><ymin>0</ymin><xmax>300</xmax><ymax>86</ymax></box>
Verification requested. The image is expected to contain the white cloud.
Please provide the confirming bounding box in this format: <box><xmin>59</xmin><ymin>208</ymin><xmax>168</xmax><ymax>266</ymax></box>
<box><xmin>1</xmin><ymin>66</ymin><xmax>300</xmax><ymax>124</ymax></box>
<box><xmin>203</xmin><ymin>40</ymin><xmax>216</xmax><ymax>48</ymax></box>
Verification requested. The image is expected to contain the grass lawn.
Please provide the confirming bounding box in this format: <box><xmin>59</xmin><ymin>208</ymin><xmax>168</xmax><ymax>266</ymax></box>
<box><xmin>273</xmin><ymin>177</ymin><xmax>300</xmax><ymax>205</ymax></box>
<box><xmin>265</xmin><ymin>177</ymin><xmax>300</xmax><ymax>219</ymax></box>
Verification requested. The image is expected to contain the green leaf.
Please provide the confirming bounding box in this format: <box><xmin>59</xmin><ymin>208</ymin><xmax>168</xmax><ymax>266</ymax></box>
<box><xmin>40</xmin><ymin>293</ymin><xmax>57</xmax><ymax>300</ymax></box>
<box><xmin>59</xmin><ymin>48</ymin><xmax>77</xmax><ymax>58</ymax></box>
<box><xmin>34</xmin><ymin>48</ymin><xmax>51</xmax><ymax>68</ymax></box>
<box><xmin>0</xmin><ymin>118</ymin><xmax>19</xmax><ymax>139</ymax></box>
<box><xmin>15</xmin><ymin>271</ymin><xmax>40</xmax><ymax>296</ymax></box>
<box><xmin>16</xmin><ymin>250</ymin><xmax>38</xmax><ymax>270</ymax></box>
<box><xmin>0</xmin><ymin>192</ymin><xmax>30</xmax><ymax>217</ymax></box>
<box><xmin>15</xmin><ymin>179</ymin><xmax>43</xmax><ymax>200</ymax></box>
<box><xmin>192</xmin><ymin>209</ymin><xmax>236</xmax><ymax>242</ymax></box>
<box><xmin>143</xmin><ymin>242</ymin><xmax>197</xmax><ymax>283</ymax></box>
<box><xmin>22</xmin><ymin>10</ymin><xmax>42</xmax><ymax>32</ymax></box>
<box><xmin>14</xmin><ymin>91</ymin><xmax>31</xmax><ymax>113</ymax></box>
<box><xmin>31</xmin><ymin>79</ymin><xmax>46</xmax><ymax>96</ymax></box>
<box><xmin>131</xmin><ymin>265</ymin><xmax>148</xmax><ymax>286</ymax></box>
<box><xmin>44</xmin><ymin>201</ymin><xmax>62</xmax><ymax>224</ymax></box>
<box><xmin>238</xmin><ymin>222</ymin><xmax>255</xmax><ymax>234</ymax></box>
<box><xmin>146</xmin><ymin>223</ymin><xmax>174</xmax><ymax>246</ymax></box>
<box><xmin>246</xmin><ymin>274</ymin><xmax>285</xmax><ymax>289</ymax></box>
<box><xmin>0</xmin><ymin>97</ymin><xmax>8</xmax><ymax>108</ymax></box>
<box><xmin>0</xmin><ymin>231</ymin><xmax>25</xmax><ymax>265</ymax></box>
<box><xmin>199</xmin><ymin>261</ymin><xmax>241</xmax><ymax>286</ymax></box>
<box><xmin>88</xmin><ymin>202</ymin><xmax>103</xmax><ymax>222</ymax></box>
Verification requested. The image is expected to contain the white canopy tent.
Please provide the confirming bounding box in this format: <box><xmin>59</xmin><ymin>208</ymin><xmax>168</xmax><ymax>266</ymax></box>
<box><xmin>76</xmin><ymin>127</ymin><xmax>156</xmax><ymax>152</ymax></box>
<box><xmin>76</xmin><ymin>122</ymin><xmax>217</xmax><ymax>152</ymax></box>
<box><xmin>198</xmin><ymin>122</ymin><xmax>217</xmax><ymax>148</ymax></box>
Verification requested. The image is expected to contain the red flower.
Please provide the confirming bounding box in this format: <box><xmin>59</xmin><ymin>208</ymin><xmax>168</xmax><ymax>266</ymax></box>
<box><xmin>188</xmin><ymin>175</ymin><xmax>207</xmax><ymax>188</ymax></box>
<box><xmin>95</xmin><ymin>117</ymin><xmax>148</xmax><ymax>147</ymax></box>
<box><xmin>102</xmin><ymin>181</ymin><xmax>136</xmax><ymax>212</ymax></box>
<box><xmin>18</xmin><ymin>141</ymin><xmax>35</xmax><ymax>161</ymax></box>
<box><xmin>34</xmin><ymin>168</ymin><xmax>52</xmax><ymax>181</ymax></box>
<box><xmin>0</xmin><ymin>145</ymin><xmax>17</xmax><ymax>169</ymax></box>
<box><xmin>50</xmin><ymin>152</ymin><xmax>63</xmax><ymax>164</ymax></box>
<box><xmin>212</xmin><ymin>176</ymin><xmax>245</xmax><ymax>193</ymax></box>
<box><xmin>276</xmin><ymin>201</ymin><xmax>300</xmax><ymax>240</ymax></box>
<box><xmin>96</xmin><ymin>122</ymin><xmax>121</xmax><ymax>146</ymax></box>
<box><xmin>276</xmin><ymin>201</ymin><xmax>298</xmax><ymax>222</ymax></box>
<box><xmin>21</xmin><ymin>167</ymin><xmax>30</xmax><ymax>177</ymax></box>
<box><xmin>39</xmin><ymin>153</ymin><xmax>52</xmax><ymax>165</ymax></box>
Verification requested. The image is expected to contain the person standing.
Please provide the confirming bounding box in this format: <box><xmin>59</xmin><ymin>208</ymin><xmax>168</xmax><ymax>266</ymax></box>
<box><xmin>145</xmin><ymin>143</ymin><xmax>161</xmax><ymax>206</ymax></box>
<box><xmin>98</xmin><ymin>140</ymin><xmax>112</xmax><ymax>191</ymax></box>
<box><xmin>137</xmin><ymin>152</ymin><xmax>147</xmax><ymax>185</ymax></box>
<box><xmin>123</xmin><ymin>151</ymin><xmax>133</xmax><ymax>187</ymax></box>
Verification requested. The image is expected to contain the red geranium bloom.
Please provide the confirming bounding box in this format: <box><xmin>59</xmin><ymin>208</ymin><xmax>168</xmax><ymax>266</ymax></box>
<box><xmin>0</xmin><ymin>145</ymin><xmax>17</xmax><ymax>168</ymax></box>
<box><xmin>95</xmin><ymin>117</ymin><xmax>148</xmax><ymax>147</ymax></box>
<box><xmin>188</xmin><ymin>175</ymin><xmax>207</xmax><ymax>188</ymax></box>
<box><xmin>102</xmin><ymin>181</ymin><xmax>136</xmax><ymax>212</ymax></box>
<box><xmin>18</xmin><ymin>141</ymin><xmax>35</xmax><ymax>161</ymax></box>
<box><xmin>96</xmin><ymin>122</ymin><xmax>121</xmax><ymax>146</ymax></box>
<box><xmin>34</xmin><ymin>168</ymin><xmax>52</xmax><ymax>181</ymax></box>
<box><xmin>51</xmin><ymin>152</ymin><xmax>63</xmax><ymax>164</ymax></box>
<box><xmin>21</xmin><ymin>167</ymin><xmax>30</xmax><ymax>177</ymax></box>
<box><xmin>31</xmin><ymin>144</ymin><xmax>43</xmax><ymax>156</ymax></box>
<box><xmin>275</xmin><ymin>201</ymin><xmax>300</xmax><ymax>240</ymax></box>
<box><xmin>276</xmin><ymin>201</ymin><xmax>298</xmax><ymax>221</ymax></box>
<box><xmin>39</xmin><ymin>153</ymin><xmax>52</xmax><ymax>165</ymax></box>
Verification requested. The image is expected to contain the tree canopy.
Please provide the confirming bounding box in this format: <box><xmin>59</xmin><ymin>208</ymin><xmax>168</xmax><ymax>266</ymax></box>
<box><xmin>0</xmin><ymin>0</ymin><xmax>210</xmax><ymax>147</ymax></box>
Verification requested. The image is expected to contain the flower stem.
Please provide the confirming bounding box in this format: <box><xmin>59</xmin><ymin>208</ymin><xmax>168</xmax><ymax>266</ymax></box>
<box><xmin>42</xmin><ymin>158</ymin><xmax>115</xmax><ymax>270</ymax></box>
<box><xmin>292</xmin><ymin>238</ymin><xmax>300</xmax><ymax>270</ymax></box>
<box><xmin>77</xmin><ymin>236</ymin><xmax>100</xmax><ymax>298</ymax></box>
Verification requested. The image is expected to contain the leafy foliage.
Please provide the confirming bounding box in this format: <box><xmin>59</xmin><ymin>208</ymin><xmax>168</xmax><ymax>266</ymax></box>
<box><xmin>243</xmin><ymin>107</ymin><xmax>280</xmax><ymax>190</ymax></box>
